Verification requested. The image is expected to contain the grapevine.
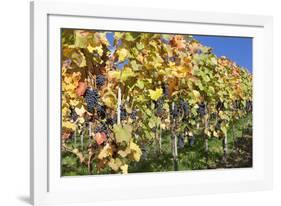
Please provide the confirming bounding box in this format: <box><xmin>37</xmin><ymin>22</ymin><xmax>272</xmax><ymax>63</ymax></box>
<box><xmin>61</xmin><ymin>29</ymin><xmax>253</xmax><ymax>175</ymax></box>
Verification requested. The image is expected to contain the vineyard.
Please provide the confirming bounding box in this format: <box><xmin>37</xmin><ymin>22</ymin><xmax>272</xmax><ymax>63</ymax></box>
<box><xmin>61</xmin><ymin>29</ymin><xmax>252</xmax><ymax>176</ymax></box>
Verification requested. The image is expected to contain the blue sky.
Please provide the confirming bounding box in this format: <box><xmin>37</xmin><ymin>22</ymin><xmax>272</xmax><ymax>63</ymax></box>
<box><xmin>106</xmin><ymin>32</ymin><xmax>252</xmax><ymax>73</ymax></box>
<box><xmin>193</xmin><ymin>35</ymin><xmax>252</xmax><ymax>72</ymax></box>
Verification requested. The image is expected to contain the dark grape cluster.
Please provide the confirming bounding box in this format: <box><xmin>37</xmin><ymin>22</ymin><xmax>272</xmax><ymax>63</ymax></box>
<box><xmin>246</xmin><ymin>100</ymin><xmax>252</xmax><ymax>112</ymax></box>
<box><xmin>188</xmin><ymin>136</ymin><xmax>195</xmax><ymax>146</ymax></box>
<box><xmin>198</xmin><ymin>103</ymin><xmax>206</xmax><ymax>117</ymax></box>
<box><xmin>177</xmin><ymin>134</ymin><xmax>185</xmax><ymax>149</ymax></box>
<box><xmin>141</xmin><ymin>147</ymin><xmax>148</xmax><ymax>160</ymax></box>
<box><xmin>170</xmin><ymin>103</ymin><xmax>179</xmax><ymax>119</ymax></box>
<box><xmin>216</xmin><ymin>101</ymin><xmax>224</xmax><ymax>111</ymax></box>
<box><xmin>84</xmin><ymin>88</ymin><xmax>99</xmax><ymax>112</ymax></box>
<box><xmin>96</xmin><ymin>104</ymin><xmax>106</xmax><ymax>119</ymax></box>
<box><xmin>120</xmin><ymin>106</ymin><xmax>127</xmax><ymax>120</ymax></box>
<box><xmin>233</xmin><ymin>100</ymin><xmax>241</xmax><ymax>110</ymax></box>
<box><xmin>155</xmin><ymin>98</ymin><xmax>164</xmax><ymax>116</ymax></box>
<box><xmin>210</xmin><ymin>112</ymin><xmax>217</xmax><ymax>120</ymax></box>
<box><xmin>94</xmin><ymin>124</ymin><xmax>109</xmax><ymax>135</ymax></box>
<box><xmin>96</xmin><ymin>74</ymin><xmax>106</xmax><ymax>87</ymax></box>
<box><xmin>105</xmin><ymin>117</ymin><xmax>114</xmax><ymax>126</ymax></box>
<box><xmin>162</xmin><ymin>84</ymin><xmax>169</xmax><ymax>97</ymax></box>
<box><xmin>70</xmin><ymin>107</ymin><xmax>78</xmax><ymax>121</ymax></box>
<box><xmin>215</xmin><ymin>119</ymin><xmax>222</xmax><ymax>130</ymax></box>
<box><xmin>130</xmin><ymin>110</ymin><xmax>137</xmax><ymax>120</ymax></box>
<box><xmin>180</xmin><ymin>99</ymin><xmax>189</xmax><ymax>115</ymax></box>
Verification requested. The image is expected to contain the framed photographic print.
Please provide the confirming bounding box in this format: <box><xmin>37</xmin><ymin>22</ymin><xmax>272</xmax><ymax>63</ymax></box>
<box><xmin>30</xmin><ymin>0</ymin><xmax>273</xmax><ymax>205</ymax></box>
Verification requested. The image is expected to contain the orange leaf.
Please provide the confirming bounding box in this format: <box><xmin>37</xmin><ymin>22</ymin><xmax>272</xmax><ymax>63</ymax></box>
<box><xmin>95</xmin><ymin>132</ymin><xmax>107</xmax><ymax>145</ymax></box>
<box><xmin>76</xmin><ymin>82</ymin><xmax>87</xmax><ymax>96</ymax></box>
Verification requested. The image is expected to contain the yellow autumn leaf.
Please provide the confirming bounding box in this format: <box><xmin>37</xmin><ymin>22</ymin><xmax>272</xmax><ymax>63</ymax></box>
<box><xmin>121</xmin><ymin>67</ymin><xmax>135</xmax><ymax>81</ymax></box>
<box><xmin>213</xmin><ymin>131</ymin><xmax>219</xmax><ymax>138</ymax></box>
<box><xmin>120</xmin><ymin>164</ymin><xmax>128</xmax><ymax>174</ymax></box>
<box><xmin>117</xmin><ymin>48</ymin><xmax>129</xmax><ymax>62</ymax></box>
<box><xmin>87</xmin><ymin>45</ymin><xmax>103</xmax><ymax>56</ymax></box>
<box><xmin>108</xmin><ymin>158</ymin><xmax>122</xmax><ymax>171</ymax></box>
<box><xmin>75</xmin><ymin>106</ymin><xmax>86</xmax><ymax>116</ymax></box>
<box><xmin>192</xmin><ymin>90</ymin><xmax>200</xmax><ymax>98</ymax></box>
<box><xmin>87</xmin><ymin>44</ymin><xmax>95</xmax><ymax>53</ymax></box>
<box><xmin>98</xmin><ymin>143</ymin><xmax>112</xmax><ymax>159</ymax></box>
<box><xmin>148</xmin><ymin>88</ymin><xmax>163</xmax><ymax>101</ymax></box>
<box><xmin>108</xmin><ymin>70</ymin><xmax>121</xmax><ymax>81</ymax></box>
<box><xmin>70</xmin><ymin>99</ymin><xmax>80</xmax><ymax>106</ymax></box>
<box><xmin>129</xmin><ymin>141</ymin><xmax>142</xmax><ymax>161</ymax></box>
<box><xmin>118</xmin><ymin>147</ymin><xmax>131</xmax><ymax>158</ymax></box>
<box><xmin>102</xmin><ymin>91</ymin><xmax>117</xmax><ymax>109</ymax></box>
<box><xmin>62</xmin><ymin>121</ymin><xmax>76</xmax><ymax>131</ymax></box>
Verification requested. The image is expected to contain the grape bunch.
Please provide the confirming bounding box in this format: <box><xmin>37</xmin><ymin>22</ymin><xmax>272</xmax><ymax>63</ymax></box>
<box><xmin>162</xmin><ymin>84</ymin><xmax>169</xmax><ymax>97</ymax></box>
<box><xmin>84</xmin><ymin>88</ymin><xmax>99</xmax><ymax>112</ymax></box>
<box><xmin>215</xmin><ymin>119</ymin><xmax>222</xmax><ymax>130</ymax></box>
<box><xmin>216</xmin><ymin>101</ymin><xmax>224</xmax><ymax>111</ymax></box>
<box><xmin>198</xmin><ymin>103</ymin><xmax>206</xmax><ymax>117</ymax></box>
<box><xmin>120</xmin><ymin>106</ymin><xmax>127</xmax><ymax>120</ymax></box>
<box><xmin>246</xmin><ymin>100</ymin><xmax>252</xmax><ymax>112</ymax></box>
<box><xmin>188</xmin><ymin>136</ymin><xmax>195</xmax><ymax>146</ymax></box>
<box><xmin>155</xmin><ymin>98</ymin><xmax>164</xmax><ymax>116</ymax></box>
<box><xmin>105</xmin><ymin>117</ymin><xmax>114</xmax><ymax>126</ymax></box>
<box><xmin>180</xmin><ymin>99</ymin><xmax>189</xmax><ymax>115</ymax></box>
<box><xmin>94</xmin><ymin>124</ymin><xmax>109</xmax><ymax>136</ymax></box>
<box><xmin>96</xmin><ymin>104</ymin><xmax>106</xmax><ymax>119</ymax></box>
<box><xmin>96</xmin><ymin>74</ymin><xmax>106</xmax><ymax>87</ymax></box>
<box><xmin>177</xmin><ymin>134</ymin><xmax>185</xmax><ymax>149</ymax></box>
<box><xmin>170</xmin><ymin>103</ymin><xmax>179</xmax><ymax>119</ymax></box>
<box><xmin>70</xmin><ymin>107</ymin><xmax>78</xmax><ymax>121</ymax></box>
<box><xmin>233</xmin><ymin>100</ymin><xmax>240</xmax><ymax>110</ymax></box>
<box><xmin>130</xmin><ymin>110</ymin><xmax>137</xmax><ymax>120</ymax></box>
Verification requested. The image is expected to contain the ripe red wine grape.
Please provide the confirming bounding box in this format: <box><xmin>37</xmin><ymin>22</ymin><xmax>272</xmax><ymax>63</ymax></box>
<box><xmin>178</xmin><ymin>134</ymin><xmax>185</xmax><ymax>149</ymax></box>
<box><xmin>120</xmin><ymin>106</ymin><xmax>127</xmax><ymax>120</ymax></box>
<box><xmin>162</xmin><ymin>84</ymin><xmax>169</xmax><ymax>97</ymax></box>
<box><xmin>198</xmin><ymin>103</ymin><xmax>206</xmax><ymax>116</ymax></box>
<box><xmin>130</xmin><ymin>110</ymin><xmax>137</xmax><ymax>120</ymax></box>
<box><xmin>96</xmin><ymin>104</ymin><xmax>106</xmax><ymax>119</ymax></box>
<box><xmin>96</xmin><ymin>74</ymin><xmax>106</xmax><ymax>87</ymax></box>
<box><xmin>216</xmin><ymin>101</ymin><xmax>224</xmax><ymax>111</ymax></box>
<box><xmin>70</xmin><ymin>107</ymin><xmax>78</xmax><ymax>121</ymax></box>
<box><xmin>188</xmin><ymin>136</ymin><xmax>195</xmax><ymax>146</ymax></box>
<box><xmin>84</xmin><ymin>88</ymin><xmax>99</xmax><ymax>112</ymax></box>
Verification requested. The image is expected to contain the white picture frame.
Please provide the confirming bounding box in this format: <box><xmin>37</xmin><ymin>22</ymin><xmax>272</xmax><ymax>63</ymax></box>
<box><xmin>30</xmin><ymin>0</ymin><xmax>273</xmax><ymax>205</ymax></box>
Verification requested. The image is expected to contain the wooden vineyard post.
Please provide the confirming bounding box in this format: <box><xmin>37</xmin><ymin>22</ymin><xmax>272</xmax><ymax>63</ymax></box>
<box><xmin>204</xmin><ymin>116</ymin><xmax>209</xmax><ymax>167</ymax></box>
<box><xmin>89</xmin><ymin>122</ymin><xmax>92</xmax><ymax>141</ymax></box>
<box><xmin>159</xmin><ymin>125</ymin><xmax>162</xmax><ymax>152</ymax></box>
<box><xmin>223</xmin><ymin>133</ymin><xmax>228</xmax><ymax>165</ymax></box>
<box><xmin>232</xmin><ymin>107</ymin><xmax>236</xmax><ymax>148</ymax></box>
<box><xmin>80</xmin><ymin>131</ymin><xmax>84</xmax><ymax>150</ymax></box>
<box><xmin>171</xmin><ymin>102</ymin><xmax>178</xmax><ymax>171</ymax></box>
<box><xmin>74</xmin><ymin>128</ymin><xmax>77</xmax><ymax>144</ymax></box>
<box><xmin>117</xmin><ymin>85</ymin><xmax>121</xmax><ymax>125</ymax></box>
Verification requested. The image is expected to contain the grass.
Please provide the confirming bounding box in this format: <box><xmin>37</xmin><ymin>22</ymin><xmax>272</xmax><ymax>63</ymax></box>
<box><xmin>62</xmin><ymin>113</ymin><xmax>252</xmax><ymax>176</ymax></box>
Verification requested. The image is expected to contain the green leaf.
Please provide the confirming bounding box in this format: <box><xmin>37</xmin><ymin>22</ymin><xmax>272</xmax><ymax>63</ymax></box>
<box><xmin>136</xmin><ymin>42</ymin><xmax>144</xmax><ymax>50</ymax></box>
<box><xmin>125</xmin><ymin>33</ymin><xmax>136</xmax><ymax>41</ymax></box>
<box><xmin>113</xmin><ymin>124</ymin><xmax>132</xmax><ymax>144</ymax></box>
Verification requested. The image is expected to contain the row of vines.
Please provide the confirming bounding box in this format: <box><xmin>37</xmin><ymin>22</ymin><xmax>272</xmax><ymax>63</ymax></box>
<box><xmin>61</xmin><ymin>29</ymin><xmax>252</xmax><ymax>175</ymax></box>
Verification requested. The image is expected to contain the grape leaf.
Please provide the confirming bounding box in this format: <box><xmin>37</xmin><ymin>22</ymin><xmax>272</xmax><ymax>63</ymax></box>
<box><xmin>113</xmin><ymin>124</ymin><xmax>132</xmax><ymax>144</ymax></box>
